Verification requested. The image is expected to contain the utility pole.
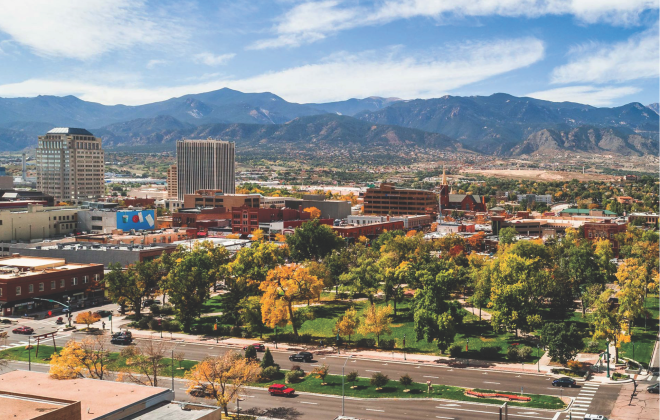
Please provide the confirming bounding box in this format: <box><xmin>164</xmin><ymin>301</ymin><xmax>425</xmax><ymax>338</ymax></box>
<box><xmin>606</xmin><ymin>342</ymin><xmax>611</xmax><ymax>379</ymax></box>
<box><xmin>342</xmin><ymin>355</ymin><xmax>352</xmax><ymax>416</ymax></box>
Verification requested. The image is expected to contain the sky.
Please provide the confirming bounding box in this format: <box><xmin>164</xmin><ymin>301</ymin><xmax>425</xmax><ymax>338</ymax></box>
<box><xmin>0</xmin><ymin>0</ymin><xmax>657</xmax><ymax>107</ymax></box>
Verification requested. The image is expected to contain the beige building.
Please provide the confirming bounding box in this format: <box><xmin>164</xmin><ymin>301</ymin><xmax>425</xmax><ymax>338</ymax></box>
<box><xmin>176</xmin><ymin>139</ymin><xmax>235</xmax><ymax>201</ymax></box>
<box><xmin>183</xmin><ymin>189</ymin><xmax>260</xmax><ymax>208</ymax></box>
<box><xmin>36</xmin><ymin>128</ymin><xmax>104</xmax><ymax>203</ymax></box>
<box><xmin>0</xmin><ymin>204</ymin><xmax>81</xmax><ymax>242</ymax></box>
<box><xmin>166</xmin><ymin>164</ymin><xmax>178</xmax><ymax>199</ymax></box>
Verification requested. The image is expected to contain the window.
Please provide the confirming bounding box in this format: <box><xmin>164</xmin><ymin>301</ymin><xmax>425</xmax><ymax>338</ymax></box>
<box><xmin>51</xmin><ymin>280</ymin><xmax>56</xmax><ymax>290</ymax></box>
<box><xmin>39</xmin><ymin>283</ymin><xmax>44</xmax><ymax>292</ymax></box>
<box><xmin>83</xmin><ymin>275</ymin><xmax>88</xmax><ymax>284</ymax></box>
<box><xmin>15</xmin><ymin>286</ymin><xmax>20</xmax><ymax>296</ymax></box>
<box><xmin>0</xmin><ymin>288</ymin><xmax>3</xmax><ymax>297</ymax></box>
<box><xmin>29</xmin><ymin>284</ymin><xmax>34</xmax><ymax>293</ymax></box>
<box><xmin>94</xmin><ymin>274</ymin><xmax>100</xmax><ymax>281</ymax></box>
<box><xmin>60</xmin><ymin>279</ymin><xmax>65</xmax><ymax>288</ymax></box>
<box><xmin>72</xmin><ymin>277</ymin><xmax>78</xmax><ymax>286</ymax></box>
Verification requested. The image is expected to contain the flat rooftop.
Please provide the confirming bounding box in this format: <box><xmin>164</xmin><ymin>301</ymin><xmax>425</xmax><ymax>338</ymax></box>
<box><xmin>0</xmin><ymin>257</ymin><xmax>66</xmax><ymax>269</ymax></box>
<box><xmin>0</xmin><ymin>371</ymin><xmax>171</xmax><ymax>420</ymax></box>
<box><xmin>0</xmin><ymin>393</ymin><xmax>72</xmax><ymax>420</ymax></box>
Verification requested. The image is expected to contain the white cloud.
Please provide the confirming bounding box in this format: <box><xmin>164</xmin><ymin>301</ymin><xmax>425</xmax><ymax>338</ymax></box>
<box><xmin>0</xmin><ymin>37</ymin><xmax>544</xmax><ymax>105</ymax></box>
<box><xmin>250</xmin><ymin>0</ymin><xmax>658</xmax><ymax>49</ymax></box>
<box><xmin>526</xmin><ymin>85</ymin><xmax>642</xmax><ymax>106</ymax></box>
<box><xmin>146</xmin><ymin>59</ymin><xmax>168</xmax><ymax>69</ymax></box>
<box><xmin>0</xmin><ymin>0</ymin><xmax>186</xmax><ymax>60</ymax></box>
<box><xmin>551</xmin><ymin>27</ymin><xmax>659</xmax><ymax>84</ymax></box>
<box><xmin>193</xmin><ymin>52</ymin><xmax>236</xmax><ymax>66</ymax></box>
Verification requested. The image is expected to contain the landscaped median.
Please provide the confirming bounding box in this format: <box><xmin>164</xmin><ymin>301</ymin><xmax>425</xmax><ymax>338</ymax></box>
<box><xmin>254</xmin><ymin>370</ymin><xmax>566</xmax><ymax>410</ymax></box>
<box><xmin>0</xmin><ymin>346</ymin><xmax>564</xmax><ymax>410</ymax></box>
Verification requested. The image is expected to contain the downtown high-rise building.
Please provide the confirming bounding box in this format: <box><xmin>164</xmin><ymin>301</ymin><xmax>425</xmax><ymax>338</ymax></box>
<box><xmin>36</xmin><ymin>128</ymin><xmax>105</xmax><ymax>203</ymax></box>
<box><xmin>176</xmin><ymin>139</ymin><xmax>235</xmax><ymax>201</ymax></box>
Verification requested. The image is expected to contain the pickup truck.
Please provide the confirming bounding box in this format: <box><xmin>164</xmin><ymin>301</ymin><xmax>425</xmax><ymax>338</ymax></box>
<box><xmin>268</xmin><ymin>384</ymin><xmax>295</xmax><ymax>397</ymax></box>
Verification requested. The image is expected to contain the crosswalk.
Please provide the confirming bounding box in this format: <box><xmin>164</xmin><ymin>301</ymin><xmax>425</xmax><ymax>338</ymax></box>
<box><xmin>0</xmin><ymin>340</ymin><xmax>30</xmax><ymax>350</ymax></box>
<box><xmin>561</xmin><ymin>382</ymin><xmax>599</xmax><ymax>418</ymax></box>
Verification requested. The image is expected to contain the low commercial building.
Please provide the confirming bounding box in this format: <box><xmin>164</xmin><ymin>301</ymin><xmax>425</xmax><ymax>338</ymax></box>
<box><xmin>173</xmin><ymin>207</ymin><xmax>232</xmax><ymax>229</ymax></box>
<box><xmin>363</xmin><ymin>183</ymin><xmax>438</xmax><ymax>216</ymax></box>
<box><xmin>78</xmin><ymin>209</ymin><xmax>157</xmax><ymax>233</ymax></box>
<box><xmin>283</xmin><ymin>196</ymin><xmax>352</xmax><ymax>220</ymax></box>
<box><xmin>584</xmin><ymin>220</ymin><xmax>628</xmax><ymax>256</ymax></box>
<box><xmin>183</xmin><ymin>189</ymin><xmax>261</xmax><ymax>209</ymax></box>
<box><xmin>347</xmin><ymin>214</ymin><xmax>432</xmax><ymax>230</ymax></box>
<box><xmin>518</xmin><ymin>194</ymin><xmax>552</xmax><ymax>205</ymax></box>
<box><xmin>0</xmin><ymin>204</ymin><xmax>80</xmax><ymax>242</ymax></box>
<box><xmin>436</xmin><ymin>222</ymin><xmax>476</xmax><ymax>234</ymax></box>
<box><xmin>559</xmin><ymin>208</ymin><xmax>617</xmax><ymax>218</ymax></box>
<box><xmin>332</xmin><ymin>220</ymin><xmax>404</xmax><ymax>240</ymax></box>
<box><xmin>75</xmin><ymin>228</ymin><xmax>190</xmax><ymax>245</ymax></box>
<box><xmin>262</xmin><ymin>196</ymin><xmax>287</xmax><ymax>208</ymax></box>
<box><xmin>232</xmin><ymin>206</ymin><xmax>311</xmax><ymax>235</ymax></box>
<box><xmin>0</xmin><ymin>255</ymin><xmax>104</xmax><ymax>316</ymax></box>
<box><xmin>628</xmin><ymin>212</ymin><xmax>659</xmax><ymax>226</ymax></box>
<box><xmin>0</xmin><ymin>371</ymin><xmax>221</xmax><ymax>420</ymax></box>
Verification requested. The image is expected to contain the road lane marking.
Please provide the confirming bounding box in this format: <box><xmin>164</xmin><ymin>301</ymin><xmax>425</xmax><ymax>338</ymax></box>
<box><xmin>436</xmin><ymin>416</ymin><xmax>455</xmax><ymax>419</ymax></box>
<box><xmin>424</xmin><ymin>375</ymin><xmax>439</xmax><ymax>379</ymax></box>
<box><xmin>552</xmin><ymin>413</ymin><xmax>560</xmax><ymax>420</ymax></box>
<box><xmin>365</xmin><ymin>370</ymin><xmax>380</xmax><ymax>372</ymax></box>
<box><xmin>436</xmin><ymin>404</ymin><xmax>461</xmax><ymax>407</ymax></box>
<box><xmin>431</xmin><ymin>406</ymin><xmax>555</xmax><ymax>419</ymax></box>
<box><xmin>300</xmin><ymin>401</ymin><xmax>318</xmax><ymax>405</ymax></box>
<box><xmin>483</xmin><ymin>381</ymin><xmax>500</xmax><ymax>384</ymax></box>
<box><xmin>366</xmin><ymin>408</ymin><xmax>384</xmax><ymax>412</ymax></box>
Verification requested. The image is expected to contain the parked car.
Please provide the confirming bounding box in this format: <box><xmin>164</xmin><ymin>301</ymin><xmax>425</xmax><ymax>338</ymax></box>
<box><xmin>55</xmin><ymin>317</ymin><xmax>64</xmax><ymax>324</ymax></box>
<box><xmin>12</xmin><ymin>326</ymin><xmax>34</xmax><ymax>335</ymax></box>
<box><xmin>189</xmin><ymin>385</ymin><xmax>213</xmax><ymax>398</ymax></box>
<box><xmin>648</xmin><ymin>383</ymin><xmax>659</xmax><ymax>394</ymax></box>
<box><xmin>243</xmin><ymin>343</ymin><xmax>266</xmax><ymax>352</ymax></box>
<box><xmin>111</xmin><ymin>331</ymin><xmax>132</xmax><ymax>345</ymax></box>
<box><xmin>583</xmin><ymin>415</ymin><xmax>608</xmax><ymax>420</ymax></box>
<box><xmin>552</xmin><ymin>377</ymin><xmax>577</xmax><ymax>387</ymax></box>
<box><xmin>94</xmin><ymin>310</ymin><xmax>112</xmax><ymax>318</ymax></box>
<box><xmin>143</xmin><ymin>299</ymin><xmax>162</xmax><ymax>308</ymax></box>
<box><xmin>289</xmin><ymin>351</ymin><xmax>313</xmax><ymax>362</ymax></box>
<box><xmin>268</xmin><ymin>384</ymin><xmax>295</xmax><ymax>397</ymax></box>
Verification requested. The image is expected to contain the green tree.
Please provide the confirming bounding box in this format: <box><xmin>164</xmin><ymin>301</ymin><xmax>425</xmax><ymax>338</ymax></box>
<box><xmin>499</xmin><ymin>227</ymin><xmax>517</xmax><ymax>245</ymax></box>
<box><xmin>540</xmin><ymin>322</ymin><xmax>583</xmax><ymax>364</ymax></box>
<box><xmin>260</xmin><ymin>347</ymin><xmax>277</xmax><ymax>369</ymax></box>
<box><xmin>103</xmin><ymin>263</ymin><xmax>144</xmax><ymax>317</ymax></box>
<box><xmin>239</xmin><ymin>296</ymin><xmax>264</xmax><ymax>339</ymax></box>
<box><xmin>285</xmin><ymin>219</ymin><xmax>345</xmax><ymax>262</ymax></box>
<box><xmin>244</xmin><ymin>345</ymin><xmax>257</xmax><ymax>361</ymax></box>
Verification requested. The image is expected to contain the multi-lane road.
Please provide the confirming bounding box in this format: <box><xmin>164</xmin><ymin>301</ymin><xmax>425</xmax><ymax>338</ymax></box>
<box><xmin>0</xmin><ymin>312</ymin><xmax>627</xmax><ymax>420</ymax></box>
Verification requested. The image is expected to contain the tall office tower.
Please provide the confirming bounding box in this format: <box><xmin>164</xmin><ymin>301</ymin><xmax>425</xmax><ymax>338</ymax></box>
<box><xmin>166</xmin><ymin>164</ymin><xmax>178</xmax><ymax>199</ymax></box>
<box><xmin>176</xmin><ymin>139</ymin><xmax>235</xmax><ymax>201</ymax></box>
<box><xmin>36</xmin><ymin>128</ymin><xmax>105</xmax><ymax>203</ymax></box>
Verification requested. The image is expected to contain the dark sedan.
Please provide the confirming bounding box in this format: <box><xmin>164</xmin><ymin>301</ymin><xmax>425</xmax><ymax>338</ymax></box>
<box><xmin>289</xmin><ymin>351</ymin><xmax>313</xmax><ymax>362</ymax></box>
<box><xmin>552</xmin><ymin>377</ymin><xmax>577</xmax><ymax>387</ymax></box>
<box><xmin>648</xmin><ymin>383</ymin><xmax>659</xmax><ymax>394</ymax></box>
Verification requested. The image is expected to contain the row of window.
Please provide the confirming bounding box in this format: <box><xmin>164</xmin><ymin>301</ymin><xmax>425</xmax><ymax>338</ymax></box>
<box><xmin>0</xmin><ymin>274</ymin><xmax>99</xmax><ymax>297</ymax></box>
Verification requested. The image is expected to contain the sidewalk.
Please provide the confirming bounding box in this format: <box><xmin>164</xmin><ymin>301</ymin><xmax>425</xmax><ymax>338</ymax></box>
<box><xmin>609</xmin><ymin>381</ymin><xmax>659</xmax><ymax>419</ymax></box>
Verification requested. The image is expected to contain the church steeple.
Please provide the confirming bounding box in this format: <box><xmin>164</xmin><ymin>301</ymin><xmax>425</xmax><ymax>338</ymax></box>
<box><xmin>441</xmin><ymin>166</ymin><xmax>447</xmax><ymax>185</ymax></box>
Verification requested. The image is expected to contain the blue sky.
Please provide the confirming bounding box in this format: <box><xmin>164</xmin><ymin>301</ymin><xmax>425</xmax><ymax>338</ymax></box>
<box><xmin>0</xmin><ymin>0</ymin><xmax>657</xmax><ymax>107</ymax></box>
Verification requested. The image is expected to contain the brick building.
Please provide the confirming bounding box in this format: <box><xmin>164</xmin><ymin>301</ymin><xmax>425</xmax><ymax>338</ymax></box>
<box><xmin>232</xmin><ymin>206</ymin><xmax>311</xmax><ymax>235</ymax></box>
<box><xmin>0</xmin><ymin>256</ymin><xmax>104</xmax><ymax>316</ymax></box>
<box><xmin>583</xmin><ymin>220</ymin><xmax>628</xmax><ymax>256</ymax></box>
<box><xmin>332</xmin><ymin>220</ymin><xmax>404</xmax><ymax>240</ymax></box>
<box><xmin>363</xmin><ymin>183</ymin><xmax>438</xmax><ymax>216</ymax></box>
<box><xmin>183</xmin><ymin>189</ymin><xmax>261</xmax><ymax>209</ymax></box>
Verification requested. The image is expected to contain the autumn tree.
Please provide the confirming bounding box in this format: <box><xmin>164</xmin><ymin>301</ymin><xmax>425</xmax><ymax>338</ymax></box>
<box><xmin>311</xmin><ymin>364</ymin><xmax>330</xmax><ymax>384</ymax></box>
<box><xmin>251</xmin><ymin>229</ymin><xmax>265</xmax><ymax>242</ymax></box>
<box><xmin>119</xmin><ymin>339</ymin><xmax>170</xmax><ymax>387</ymax></box>
<box><xmin>285</xmin><ymin>219</ymin><xmax>344</xmax><ymax>262</ymax></box>
<box><xmin>334</xmin><ymin>306</ymin><xmax>359</xmax><ymax>344</ymax></box>
<box><xmin>50</xmin><ymin>337</ymin><xmax>112</xmax><ymax>380</ymax></box>
<box><xmin>303</xmin><ymin>207</ymin><xmax>322</xmax><ymax>219</ymax></box>
<box><xmin>358</xmin><ymin>304</ymin><xmax>393</xmax><ymax>347</ymax></box>
<box><xmin>591</xmin><ymin>289</ymin><xmax>628</xmax><ymax>362</ymax></box>
<box><xmin>616</xmin><ymin>259</ymin><xmax>648</xmax><ymax>332</ymax></box>
<box><xmin>185</xmin><ymin>352</ymin><xmax>261</xmax><ymax>416</ymax></box>
<box><xmin>260</xmin><ymin>264</ymin><xmax>324</xmax><ymax>337</ymax></box>
<box><xmin>75</xmin><ymin>311</ymin><xmax>101</xmax><ymax>329</ymax></box>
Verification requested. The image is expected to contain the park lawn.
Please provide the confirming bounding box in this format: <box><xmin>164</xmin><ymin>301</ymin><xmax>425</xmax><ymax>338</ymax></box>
<box><xmin>619</xmin><ymin>294</ymin><xmax>659</xmax><ymax>368</ymax></box>
<box><xmin>255</xmin><ymin>372</ymin><xmax>565</xmax><ymax>409</ymax></box>
<box><xmin>275</xmin><ymin>298</ymin><xmax>542</xmax><ymax>362</ymax></box>
<box><xmin>201</xmin><ymin>295</ymin><xmax>225</xmax><ymax>314</ymax></box>
<box><xmin>0</xmin><ymin>346</ymin><xmax>198</xmax><ymax>379</ymax></box>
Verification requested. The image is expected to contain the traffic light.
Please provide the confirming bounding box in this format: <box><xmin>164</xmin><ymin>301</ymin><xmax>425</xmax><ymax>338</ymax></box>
<box><xmin>108</xmin><ymin>314</ymin><xmax>112</xmax><ymax>321</ymax></box>
<box><xmin>47</xmin><ymin>311</ymin><xmax>52</xmax><ymax>317</ymax></box>
<box><xmin>213</xmin><ymin>323</ymin><xmax>218</xmax><ymax>331</ymax></box>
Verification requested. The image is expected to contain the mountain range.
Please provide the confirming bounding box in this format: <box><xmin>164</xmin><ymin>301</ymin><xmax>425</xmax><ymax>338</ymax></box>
<box><xmin>0</xmin><ymin>88</ymin><xmax>657</xmax><ymax>157</ymax></box>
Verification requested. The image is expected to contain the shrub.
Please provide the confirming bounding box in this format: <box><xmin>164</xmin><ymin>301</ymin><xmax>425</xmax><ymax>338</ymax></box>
<box><xmin>311</xmin><ymin>364</ymin><xmax>330</xmax><ymax>382</ymax></box>
<box><xmin>148</xmin><ymin>318</ymin><xmax>160</xmax><ymax>330</ymax></box>
<box><xmin>260</xmin><ymin>366</ymin><xmax>280</xmax><ymax>382</ymax></box>
<box><xmin>370</xmin><ymin>372</ymin><xmax>389</xmax><ymax>389</ymax></box>
<box><xmin>479</xmin><ymin>345</ymin><xmax>500</xmax><ymax>359</ymax></box>
<box><xmin>149</xmin><ymin>304</ymin><xmax>160</xmax><ymax>316</ymax></box>
<box><xmin>137</xmin><ymin>316</ymin><xmax>151</xmax><ymax>330</ymax></box>
<box><xmin>567</xmin><ymin>360</ymin><xmax>585</xmax><ymax>372</ymax></box>
<box><xmin>230</xmin><ymin>326</ymin><xmax>242</xmax><ymax>337</ymax></box>
<box><xmin>285</xmin><ymin>369</ymin><xmax>305</xmax><ymax>384</ymax></box>
<box><xmin>160</xmin><ymin>305</ymin><xmax>174</xmax><ymax>316</ymax></box>
<box><xmin>585</xmin><ymin>341</ymin><xmax>600</xmax><ymax>353</ymax></box>
<box><xmin>167</xmin><ymin>320</ymin><xmax>182</xmax><ymax>332</ymax></box>
<box><xmin>448</xmin><ymin>344</ymin><xmax>462</xmax><ymax>357</ymax></box>
<box><xmin>300</xmin><ymin>333</ymin><xmax>313</xmax><ymax>344</ymax></box>
<box><xmin>612</xmin><ymin>372</ymin><xmax>629</xmax><ymax>380</ymax></box>
<box><xmin>379</xmin><ymin>339</ymin><xmax>395</xmax><ymax>350</ymax></box>
<box><xmin>290</xmin><ymin>365</ymin><xmax>303</xmax><ymax>373</ymax></box>
<box><xmin>346</xmin><ymin>370</ymin><xmax>359</xmax><ymax>384</ymax></box>
<box><xmin>517</xmin><ymin>346</ymin><xmax>533</xmax><ymax>361</ymax></box>
<box><xmin>260</xmin><ymin>348</ymin><xmax>276</xmax><ymax>369</ymax></box>
<box><xmin>399</xmin><ymin>373</ymin><xmax>413</xmax><ymax>386</ymax></box>
<box><xmin>357</xmin><ymin>338</ymin><xmax>376</xmax><ymax>348</ymax></box>
<box><xmin>245</xmin><ymin>345</ymin><xmax>258</xmax><ymax>361</ymax></box>
<box><xmin>507</xmin><ymin>345</ymin><xmax>533</xmax><ymax>361</ymax></box>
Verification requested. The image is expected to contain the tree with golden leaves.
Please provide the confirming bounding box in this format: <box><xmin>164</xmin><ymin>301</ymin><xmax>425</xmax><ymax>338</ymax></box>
<box><xmin>591</xmin><ymin>289</ymin><xmax>628</xmax><ymax>362</ymax></box>
<box><xmin>185</xmin><ymin>351</ymin><xmax>261</xmax><ymax>416</ymax></box>
<box><xmin>358</xmin><ymin>304</ymin><xmax>393</xmax><ymax>347</ymax></box>
<box><xmin>75</xmin><ymin>311</ymin><xmax>101</xmax><ymax>329</ymax></box>
<box><xmin>259</xmin><ymin>264</ymin><xmax>324</xmax><ymax>337</ymax></box>
<box><xmin>616</xmin><ymin>259</ymin><xmax>648</xmax><ymax>333</ymax></box>
<box><xmin>311</xmin><ymin>364</ymin><xmax>330</xmax><ymax>384</ymax></box>
<box><xmin>251</xmin><ymin>229</ymin><xmax>265</xmax><ymax>242</ymax></box>
<box><xmin>304</xmin><ymin>207</ymin><xmax>322</xmax><ymax>219</ymax></box>
<box><xmin>50</xmin><ymin>337</ymin><xmax>112</xmax><ymax>380</ymax></box>
<box><xmin>334</xmin><ymin>306</ymin><xmax>359</xmax><ymax>344</ymax></box>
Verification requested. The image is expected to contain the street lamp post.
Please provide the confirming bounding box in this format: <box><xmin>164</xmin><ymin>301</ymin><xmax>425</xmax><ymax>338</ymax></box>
<box><xmin>342</xmin><ymin>355</ymin><xmax>352</xmax><ymax>416</ymax></box>
<box><xmin>171</xmin><ymin>349</ymin><xmax>175</xmax><ymax>393</ymax></box>
<box><xmin>537</xmin><ymin>344</ymin><xmax>540</xmax><ymax>372</ymax></box>
<box><xmin>466</xmin><ymin>338</ymin><xmax>469</xmax><ymax>367</ymax></box>
<box><xmin>606</xmin><ymin>342</ymin><xmax>611</xmax><ymax>379</ymax></box>
<box><xmin>28</xmin><ymin>336</ymin><xmax>31</xmax><ymax>371</ymax></box>
<box><xmin>403</xmin><ymin>334</ymin><xmax>406</xmax><ymax>361</ymax></box>
<box><xmin>275</xmin><ymin>326</ymin><xmax>278</xmax><ymax>349</ymax></box>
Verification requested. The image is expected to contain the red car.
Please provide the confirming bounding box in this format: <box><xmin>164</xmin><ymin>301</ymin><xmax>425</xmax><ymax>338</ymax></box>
<box><xmin>243</xmin><ymin>343</ymin><xmax>266</xmax><ymax>352</ymax></box>
<box><xmin>268</xmin><ymin>384</ymin><xmax>295</xmax><ymax>397</ymax></box>
<box><xmin>12</xmin><ymin>326</ymin><xmax>34</xmax><ymax>335</ymax></box>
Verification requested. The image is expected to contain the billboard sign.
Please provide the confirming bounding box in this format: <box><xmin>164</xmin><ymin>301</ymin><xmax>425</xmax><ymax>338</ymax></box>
<box><xmin>117</xmin><ymin>210</ymin><xmax>156</xmax><ymax>231</ymax></box>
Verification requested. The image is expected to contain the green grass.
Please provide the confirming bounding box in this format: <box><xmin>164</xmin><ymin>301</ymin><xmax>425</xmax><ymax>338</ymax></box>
<box><xmin>201</xmin><ymin>295</ymin><xmax>225</xmax><ymax>314</ymax></box>
<box><xmin>0</xmin><ymin>346</ymin><xmax>198</xmax><ymax>378</ymax></box>
<box><xmin>619</xmin><ymin>294</ymin><xmax>659</xmax><ymax>368</ymax></box>
<box><xmin>255</xmin><ymin>371</ymin><xmax>565</xmax><ymax>409</ymax></box>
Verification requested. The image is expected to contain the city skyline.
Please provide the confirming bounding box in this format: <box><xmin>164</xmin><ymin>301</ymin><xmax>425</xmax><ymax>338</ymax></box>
<box><xmin>0</xmin><ymin>1</ymin><xmax>657</xmax><ymax>107</ymax></box>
